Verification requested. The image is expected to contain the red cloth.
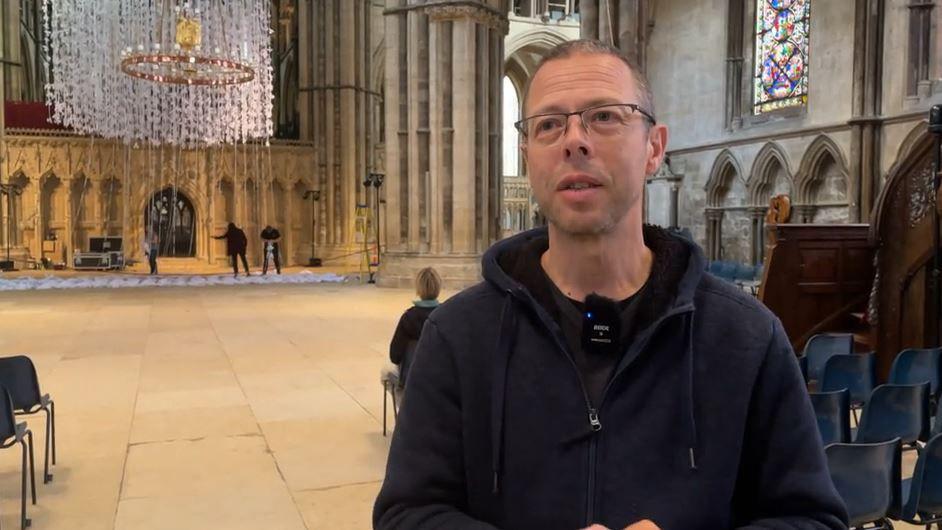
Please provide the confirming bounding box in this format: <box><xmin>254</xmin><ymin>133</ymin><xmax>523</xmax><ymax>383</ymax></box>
<box><xmin>3</xmin><ymin>101</ymin><xmax>67</xmax><ymax>130</ymax></box>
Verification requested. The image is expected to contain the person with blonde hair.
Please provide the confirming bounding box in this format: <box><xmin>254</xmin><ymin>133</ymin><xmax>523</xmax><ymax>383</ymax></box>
<box><xmin>388</xmin><ymin>267</ymin><xmax>442</xmax><ymax>387</ymax></box>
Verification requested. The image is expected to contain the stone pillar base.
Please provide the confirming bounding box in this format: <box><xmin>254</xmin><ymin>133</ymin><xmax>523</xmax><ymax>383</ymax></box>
<box><xmin>377</xmin><ymin>252</ymin><xmax>483</xmax><ymax>289</ymax></box>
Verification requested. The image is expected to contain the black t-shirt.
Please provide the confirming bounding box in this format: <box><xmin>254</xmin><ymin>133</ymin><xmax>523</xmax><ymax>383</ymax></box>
<box><xmin>261</xmin><ymin>227</ymin><xmax>281</xmax><ymax>241</ymax></box>
<box><xmin>544</xmin><ymin>269</ymin><xmax>647</xmax><ymax>408</ymax></box>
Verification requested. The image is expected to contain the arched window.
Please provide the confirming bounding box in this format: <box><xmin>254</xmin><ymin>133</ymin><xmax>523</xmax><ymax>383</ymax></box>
<box><xmin>502</xmin><ymin>76</ymin><xmax>521</xmax><ymax>178</ymax></box>
<box><xmin>754</xmin><ymin>0</ymin><xmax>810</xmax><ymax>114</ymax></box>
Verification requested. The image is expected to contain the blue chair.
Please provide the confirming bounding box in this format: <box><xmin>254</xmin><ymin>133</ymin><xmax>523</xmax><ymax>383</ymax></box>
<box><xmin>799</xmin><ymin>355</ymin><xmax>809</xmax><ymax>383</ymax></box>
<box><xmin>889</xmin><ymin>347</ymin><xmax>942</xmax><ymax>402</ymax></box>
<box><xmin>821</xmin><ymin>353</ymin><xmax>876</xmax><ymax>423</ymax></box>
<box><xmin>0</xmin><ymin>355</ymin><xmax>57</xmax><ymax>483</ymax></box>
<box><xmin>810</xmin><ymin>389</ymin><xmax>851</xmax><ymax>445</ymax></box>
<box><xmin>856</xmin><ymin>383</ymin><xmax>930</xmax><ymax>450</ymax></box>
<box><xmin>733</xmin><ymin>263</ymin><xmax>756</xmax><ymax>282</ymax></box>
<box><xmin>895</xmin><ymin>432</ymin><xmax>942</xmax><ymax>527</ymax></box>
<box><xmin>0</xmin><ymin>386</ymin><xmax>37</xmax><ymax>530</ymax></box>
<box><xmin>804</xmin><ymin>333</ymin><xmax>854</xmax><ymax>386</ymax></box>
<box><xmin>826</xmin><ymin>438</ymin><xmax>900</xmax><ymax>530</ymax></box>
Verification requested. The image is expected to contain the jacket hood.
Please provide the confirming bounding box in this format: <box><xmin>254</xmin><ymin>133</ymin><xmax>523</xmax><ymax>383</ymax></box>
<box><xmin>481</xmin><ymin>225</ymin><xmax>707</xmax><ymax>310</ymax></box>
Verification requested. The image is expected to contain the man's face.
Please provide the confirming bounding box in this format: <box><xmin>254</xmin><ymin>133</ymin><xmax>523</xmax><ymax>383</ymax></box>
<box><xmin>520</xmin><ymin>53</ymin><xmax>667</xmax><ymax>236</ymax></box>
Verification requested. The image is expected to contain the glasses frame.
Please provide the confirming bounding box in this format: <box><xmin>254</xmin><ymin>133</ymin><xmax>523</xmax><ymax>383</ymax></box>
<box><xmin>514</xmin><ymin>103</ymin><xmax>657</xmax><ymax>142</ymax></box>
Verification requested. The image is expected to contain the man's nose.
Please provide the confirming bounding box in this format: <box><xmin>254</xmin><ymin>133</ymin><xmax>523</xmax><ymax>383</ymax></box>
<box><xmin>562</xmin><ymin>114</ymin><xmax>592</xmax><ymax>160</ymax></box>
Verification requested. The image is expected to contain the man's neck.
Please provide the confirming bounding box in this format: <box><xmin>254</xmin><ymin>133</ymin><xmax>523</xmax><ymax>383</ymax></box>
<box><xmin>541</xmin><ymin>218</ymin><xmax>653</xmax><ymax>302</ymax></box>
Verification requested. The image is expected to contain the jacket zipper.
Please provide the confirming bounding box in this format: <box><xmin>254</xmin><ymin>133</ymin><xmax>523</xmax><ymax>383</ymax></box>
<box><xmin>586</xmin><ymin>409</ymin><xmax>601</xmax><ymax>524</ymax></box>
<box><xmin>507</xmin><ymin>289</ymin><xmax>693</xmax><ymax>526</ymax></box>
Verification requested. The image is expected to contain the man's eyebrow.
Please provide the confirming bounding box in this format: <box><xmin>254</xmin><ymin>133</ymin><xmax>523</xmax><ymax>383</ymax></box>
<box><xmin>528</xmin><ymin>98</ymin><xmax>624</xmax><ymax>116</ymax></box>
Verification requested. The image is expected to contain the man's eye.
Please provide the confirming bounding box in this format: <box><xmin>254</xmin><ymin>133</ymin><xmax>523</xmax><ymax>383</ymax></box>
<box><xmin>591</xmin><ymin>111</ymin><xmax>613</xmax><ymax>122</ymax></box>
<box><xmin>537</xmin><ymin>119</ymin><xmax>561</xmax><ymax>131</ymax></box>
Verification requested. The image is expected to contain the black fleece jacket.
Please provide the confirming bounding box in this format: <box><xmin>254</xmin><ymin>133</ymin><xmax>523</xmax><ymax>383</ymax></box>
<box><xmin>374</xmin><ymin>226</ymin><xmax>848</xmax><ymax>530</ymax></box>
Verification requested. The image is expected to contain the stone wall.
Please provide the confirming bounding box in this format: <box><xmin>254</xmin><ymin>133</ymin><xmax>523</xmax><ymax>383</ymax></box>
<box><xmin>0</xmin><ymin>132</ymin><xmax>321</xmax><ymax>268</ymax></box>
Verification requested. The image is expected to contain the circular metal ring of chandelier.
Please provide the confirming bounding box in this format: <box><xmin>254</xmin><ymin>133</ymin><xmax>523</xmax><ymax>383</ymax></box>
<box><xmin>120</xmin><ymin>53</ymin><xmax>255</xmax><ymax>86</ymax></box>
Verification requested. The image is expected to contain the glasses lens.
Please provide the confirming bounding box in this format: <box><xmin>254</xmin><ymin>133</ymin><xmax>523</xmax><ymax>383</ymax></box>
<box><xmin>584</xmin><ymin>105</ymin><xmax>633</xmax><ymax>135</ymax></box>
<box><xmin>529</xmin><ymin>115</ymin><xmax>566</xmax><ymax>143</ymax></box>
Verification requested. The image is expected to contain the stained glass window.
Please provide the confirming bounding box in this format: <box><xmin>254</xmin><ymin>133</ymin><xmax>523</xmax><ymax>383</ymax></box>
<box><xmin>754</xmin><ymin>0</ymin><xmax>810</xmax><ymax>114</ymax></box>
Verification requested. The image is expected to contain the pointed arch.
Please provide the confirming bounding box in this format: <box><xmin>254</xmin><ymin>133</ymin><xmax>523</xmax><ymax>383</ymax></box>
<box><xmin>796</xmin><ymin>135</ymin><xmax>849</xmax><ymax>204</ymax></box>
<box><xmin>748</xmin><ymin>142</ymin><xmax>794</xmax><ymax>205</ymax></box>
<box><xmin>705</xmin><ymin>150</ymin><xmax>745</xmax><ymax>207</ymax></box>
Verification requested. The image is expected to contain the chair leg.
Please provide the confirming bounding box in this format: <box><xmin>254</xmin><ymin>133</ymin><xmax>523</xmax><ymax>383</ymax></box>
<box><xmin>19</xmin><ymin>440</ymin><xmax>30</xmax><ymax>529</ymax></box>
<box><xmin>43</xmin><ymin>407</ymin><xmax>52</xmax><ymax>483</ymax></box>
<box><xmin>382</xmin><ymin>382</ymin><xmax>388</xmax><ymax>437</ymax></box>
<box><xmin>391</xmin><ymin>388</ymin><xmax>399</xmax><ymax>421</ymax></box>
<box><xmin>25</xmin><ymin>432</ymin><xmax>36</xmax><ymax>505</ymax></box>
<box><xmin>50</xmin><ymin>400</ymin><xmax>56</xmax><ymax>465</ymax></box>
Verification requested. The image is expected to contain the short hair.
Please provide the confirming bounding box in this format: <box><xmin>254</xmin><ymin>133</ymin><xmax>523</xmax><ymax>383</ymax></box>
<box><xmin>415</xmin><ymin>267</ymin><xmax>442</xmax><ymax>301</ymax></box>
<box><xmin>523</xmin><ymin>39</ymin><xmax>655</xmax><ymax>119</ymax></box>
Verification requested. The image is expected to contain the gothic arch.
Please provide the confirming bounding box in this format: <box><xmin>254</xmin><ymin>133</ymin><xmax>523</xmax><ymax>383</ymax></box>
<box><xmin>503</xmin><ymin>28</ymin><xmax>570</xmax><ymax>100</ymax></box>
<box><xmin>705</xmin><ymin>150</ymin><xmax>745</xmax><ymax>207</ymax></box>
<box><xmin>748</xmin><ymin>142</ymin><xmax>794</xmax><ymax>205</ymax></box>
<box><xmin>795</xmin><ymin>135</ymin><xmax>849</xmax><ymax>204</ymax></box>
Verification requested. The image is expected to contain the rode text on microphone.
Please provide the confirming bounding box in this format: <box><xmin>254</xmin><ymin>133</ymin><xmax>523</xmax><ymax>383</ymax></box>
<box><xmin>582</xmin><ymin>293</ymin><xmax>621</xmax><ymax>355</ymax></box>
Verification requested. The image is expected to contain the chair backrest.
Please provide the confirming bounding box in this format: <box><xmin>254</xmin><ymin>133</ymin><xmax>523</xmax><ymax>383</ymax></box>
<box><xmin>734</xmin><ymin>263</ymin><xmax>755</xmax><ymax>282</ymax></box>
<box><xmin>398</xmin><ymin>341</ymin><xmax>417</xmax><ymax>388</ymax></box>
<box><xmin>810</xmin><ymin>389</ymin><xmax>851</xmax><ymax>445</ymax></box>
<box><xmin>804</xmin><ymin>334</ymin><xmax>854</xmax><ymax>383</ymax></box>
<box><xmin>902</xmin><ymin>432</ymin><xmax>942</xmax><ymax>520</ymax></box>
<box><xmin>856</xmin><ymin>383</ymin><xmax>930</xmax><ymax>445</ymax></box>
<box><xmin>889</xmin><ymin>347</ymin><xmax>942</xmax><ymax>398</ymax></box>
<box><xmin>0</xmin><ymin>355</ymin><xmax>43</xmax><ymax>411</ymax></box>
<box><xmin>826</xmin><ymin>438</ymin><xmax>901</xmax><ymax>528</ymax></box>
<box><xmin>0</xmin><ymin>386</ymin><xmax>19</xmax><ymax>443</ymax></box>
<box><xmin>799</xmin><ymin>355</ymin><xmax>809</xmax><ymax>383</ymax></box>
<box><xmin>715</xmin><ymin>261</ymin><xmax>736</xmax><ymax>282</ymax></box>
<box><xmin>821</xmin><ymin>353</ymin><xmax>876</xmax><ymax>405</ymax></box>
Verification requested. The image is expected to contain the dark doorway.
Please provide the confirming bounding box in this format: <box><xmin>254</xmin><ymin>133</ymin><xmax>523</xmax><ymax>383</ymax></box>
<box><xmin>145</xmin><ymin>188</ymin><xmax>196</xmax><ymax>257</ymax></box>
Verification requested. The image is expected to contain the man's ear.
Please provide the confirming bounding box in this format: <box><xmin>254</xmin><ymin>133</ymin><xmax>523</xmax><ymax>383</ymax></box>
<box><xmin>645</xmin><ymin>124</ymin><xmax>669</xmax><ymax>176</ymax></box>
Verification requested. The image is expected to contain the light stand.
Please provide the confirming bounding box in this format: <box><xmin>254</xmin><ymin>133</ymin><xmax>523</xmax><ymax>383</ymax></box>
<box><xmin>930</xmin><ymin>106</ymin><xmax>942</xmax><ymax>347</ymax></box>
<box><xmin>302</xmin><ymin>189</ymin><xmax>321</xmax><ymax>267</ymax></box>
<box><xmin>362</xmin><ymin>172</ymin><xmax>385</xmax><ymax>284</ymax></box>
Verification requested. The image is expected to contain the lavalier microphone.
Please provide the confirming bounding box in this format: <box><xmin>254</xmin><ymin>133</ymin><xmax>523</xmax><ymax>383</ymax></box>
<box><xmin>582</xmin><ymin>293</ymin><xmax>620</xmax><ymax>355</ymax></box>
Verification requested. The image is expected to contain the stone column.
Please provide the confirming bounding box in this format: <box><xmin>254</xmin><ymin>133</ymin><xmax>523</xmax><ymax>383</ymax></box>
<box><xmin>668</xmin><ymin>177</ymin><xmax>682</xmax><ymax>228</ymax></box>
<box><xmin>303</xmin><ymin>0</ymin><xmax>373</xmax><ymax>264</ymax></box>
<box><xmin>749</xmin><ymin>206</ymin><xmax>766</xmax><ymax>265</ymax></box>
<box><xmin>379</xmin><ymin>0</ymin><xmax>507</xmax><ymax>288</ymax></box>
<box><xmin>63</xmin><ymin>177</ymin><xmax>73</xmax><ymax>265</ymax></box>
<box><xmin>705</xmin><ymin>208</ymin><xmax>724</xmax><ymax>261</ymax></box>
<box><xmin>848</xmin><ymin>0</ymin><xmax>885</xmax><ymax>223</ymax></box>
<box><xmin>579</xmin><ymin>0</ymin><xmax>647</xmax><ymax>69</ymax></box>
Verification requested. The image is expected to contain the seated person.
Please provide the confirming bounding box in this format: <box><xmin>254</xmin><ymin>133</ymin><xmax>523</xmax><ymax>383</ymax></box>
<box><xmin>388</xmin><ymin>267</ymin><xmax>442</xmax><ymax>388</ymax></box>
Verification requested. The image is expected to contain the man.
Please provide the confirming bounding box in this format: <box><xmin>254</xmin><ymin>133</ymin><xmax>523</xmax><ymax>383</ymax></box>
<box><xmin>144</xmin><ymin>230</ymin><xmax>159</xmax><ymax>275</ymax></box>
<box><xmin>261</xmin><ymin>225</ymin><xmax>282</xmax><ymax>275</ymax></box>
<box><xmin>213</xmin><ymin>222</ymin><xmax>250</xmax><ymax>277</ymax></box>
<box><xmin>373</xmin><ymin>40</ymin><xmax>847</xmax><ymax>530</ymax></box>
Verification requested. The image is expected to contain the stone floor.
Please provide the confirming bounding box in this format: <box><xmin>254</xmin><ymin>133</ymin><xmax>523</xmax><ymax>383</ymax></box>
<box><xmin>0</xmin><ymin>282</ymin><xmax>925</xmax><ymax>529</ymax></box>
<box><xmin>0</xmin><ymin>282</ymin><xmax>414</xmax><ymax>530</ymax></box>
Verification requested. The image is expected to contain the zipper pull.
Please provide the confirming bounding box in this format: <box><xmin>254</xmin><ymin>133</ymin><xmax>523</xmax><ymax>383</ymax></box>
<box><xmin>588</xmin><ymin>409</ymin><xmax>602</xmax><ymax>432</ymax></box>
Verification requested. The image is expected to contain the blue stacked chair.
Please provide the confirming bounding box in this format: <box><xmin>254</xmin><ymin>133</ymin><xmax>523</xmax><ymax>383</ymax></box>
<box><xmin>889</xmin><ymin>347</ymin><xmax>942</xmax><ymax>406</ymax></box>
<box><xmin>821</xmin><ymin>353</ymin><xmax>876</xmax><ymax>423</ymax></box>
<box><xmin>895</xmin><ymin>432</ymin><xmax>942</xmax><ymax>527</ymax></box>
<box><xmin>810</xmin><ymin>389</ymin><xmax>851</xmax><ymax>445</ymax></box>
<box><xmin>803</xmin><ymin>333</ymin><xmax>854</xmax><ymax>388</ymax></box>
<box><xmin>826</xmin><ymin>439</ymin><xmax>900</xmax><ymax>530</ymax></box>
<box><xmin>855</xmin><ymin>383</ymin><xmax>930</xmax><ymax>450</ymax></box>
